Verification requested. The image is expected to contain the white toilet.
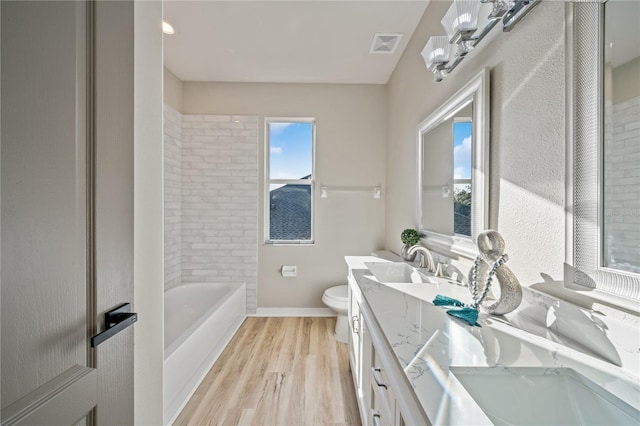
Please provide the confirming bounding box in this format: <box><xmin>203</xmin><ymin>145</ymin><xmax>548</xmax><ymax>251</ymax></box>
<box><xmin>322</xmin><ymin>285</ymin><xmax>349</xmax><ymax>343</ymax></box>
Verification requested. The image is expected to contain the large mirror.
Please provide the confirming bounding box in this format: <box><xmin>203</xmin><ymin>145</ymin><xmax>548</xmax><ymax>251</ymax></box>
<box><xmin>568</xmin><ymin>1</ymin><xmax>640</xmax><ymax>307</ymax></box>
<box><xmin>603</xmin><ymin>0</ymin><xmax>640</xmax><ymax>276</ymax></box>
<box><xmin>417</xmin><ymin>68</ymin><xmax>490</xmax><ymax>257</ymax></box>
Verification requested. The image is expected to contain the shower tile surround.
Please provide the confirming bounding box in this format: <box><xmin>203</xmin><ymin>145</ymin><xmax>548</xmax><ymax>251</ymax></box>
<box><xmin>164</xmin><ymin>105</ymin><xmax>183</xmax><ymax>290</ymax></box>
<box><xmin>163</xmin><ymin>105</ymin><xmax>258</xmax><ymax>313</ymax></box>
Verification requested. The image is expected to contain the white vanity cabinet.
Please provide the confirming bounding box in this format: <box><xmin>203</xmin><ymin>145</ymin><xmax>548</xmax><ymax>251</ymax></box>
<box><xmin>347</xmin><ymin>273</ymin><xmax>372</xmax><ymax>425</ymax></box>
<box><xmin>347</xmin><ymin>269</ymin><xmax>428</xmax><ymax>426</ymax></box>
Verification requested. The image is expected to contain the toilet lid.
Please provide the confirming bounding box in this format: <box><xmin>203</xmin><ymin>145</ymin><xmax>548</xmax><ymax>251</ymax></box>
<box><xmin>324</xmin><ymin>285</ymin><xmax>348</xmax><ymax>302</ymax></box>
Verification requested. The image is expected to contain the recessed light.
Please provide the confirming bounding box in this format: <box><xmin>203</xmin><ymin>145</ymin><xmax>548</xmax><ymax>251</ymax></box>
<box><xmin>162</xmin><ymin>21</ymin><xmax>175</xmax><ymax>35</ymax></box>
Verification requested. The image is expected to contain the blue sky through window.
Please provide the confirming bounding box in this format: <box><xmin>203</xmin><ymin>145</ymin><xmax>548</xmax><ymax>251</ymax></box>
<box><xmin>269</xmin><ymin>122</ymin><xmax>313</xmax><ymax>180</ymax></box>
<box><xmin>453</xmin><ymin>121</ymin><xmax>472</xmax><ymax>180</ymax></box>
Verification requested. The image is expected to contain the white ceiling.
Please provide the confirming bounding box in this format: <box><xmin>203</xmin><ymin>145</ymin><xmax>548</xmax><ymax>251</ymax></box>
<box><xmin>163</xmin><ymin>1</ymin><xmax>430</xmax><ymax>84</ymax></box>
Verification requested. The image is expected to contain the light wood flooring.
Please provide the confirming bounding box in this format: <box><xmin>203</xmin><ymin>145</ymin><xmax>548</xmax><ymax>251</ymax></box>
<box><xmin>174</xmin><ymin>317</ymin><xmax>361</xmax><ymax>426</ymax></box>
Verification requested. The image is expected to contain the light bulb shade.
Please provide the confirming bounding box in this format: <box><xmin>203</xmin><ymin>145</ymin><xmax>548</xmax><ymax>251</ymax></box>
<box><xmin>441</xmin><ymin>0</ymin><xmax>481</xmax><ymax>43</ymax></box>
<box><xmin>421</xmin><ymin>36</ymin><xmax>451</xmax><ymax>71</ymax></box>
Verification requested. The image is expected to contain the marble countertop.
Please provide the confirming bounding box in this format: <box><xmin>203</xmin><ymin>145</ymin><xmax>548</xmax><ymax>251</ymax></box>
<box><xmin>347</xmin><ymin>257</ymin><xmax>640</xmax><ymax>425</ymax></box>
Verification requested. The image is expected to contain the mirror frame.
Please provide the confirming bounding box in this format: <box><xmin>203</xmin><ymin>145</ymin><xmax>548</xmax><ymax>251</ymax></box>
<box><xmin>565</xmin><ymin>2</ymin><xmax>640</xmax><ymax>309</ymax></box>
<box><xmin>417</xmin><ymin>67</ymin><xmax>490</xmax><ymax>259</ymax></box>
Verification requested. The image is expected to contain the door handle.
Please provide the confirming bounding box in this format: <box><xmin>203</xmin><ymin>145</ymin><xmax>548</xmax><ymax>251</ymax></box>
<box><xmin>352</xmin><ymin>315</ymin><xmax>359</xmax><ymax>333</ymax></box>
<box><xmin>90</xmin><ymin>303</ymin><xmax>138</xmax><ymax>347</ymax></box>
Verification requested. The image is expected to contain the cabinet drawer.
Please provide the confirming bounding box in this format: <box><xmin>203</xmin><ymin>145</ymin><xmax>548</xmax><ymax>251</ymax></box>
<box><xmin>372</xmin><ymin>347</ymin><xmax>392</xmax><ymax>393</ymax></box>
<box><xmin>370</xmin><ymin>347</ymin><xmax>394</xmax><ymax>424</ymax></box>
<box><xmin>370</xmin><ymin>369</ymin><xmax>393</xmax><ymax>419</ymax></box>
<box><xmin>371</xmin><ymin>408</ymin><xmax>392</xmax><ymax>426</ymax></box>
<box><xmin>371</xmin><ymin>380</ymin><xmax>394</xmax><ymax>426</ymax></box>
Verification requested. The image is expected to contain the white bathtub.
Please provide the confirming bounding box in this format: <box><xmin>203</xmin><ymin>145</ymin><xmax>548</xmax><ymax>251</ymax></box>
<box><xmin>163</xmin><ymin>282</ymin><xmax>246</xmax><ymax>425</ymax></box>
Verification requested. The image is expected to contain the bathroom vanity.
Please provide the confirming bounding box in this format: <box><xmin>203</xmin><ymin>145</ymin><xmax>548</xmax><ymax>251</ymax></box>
<box><xmin>345</xmin><ymin>256</ymin><xmax>640</xmax><ymax>426</ymax></box>
<box><xmin>346</xmin><ymin>256</ymin><xmax>428</xmax><ymax>426</ymax></box>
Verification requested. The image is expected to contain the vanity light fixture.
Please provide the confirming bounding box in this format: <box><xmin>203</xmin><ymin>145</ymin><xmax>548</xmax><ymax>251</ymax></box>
<box><xmin>421</xmin><ymin>36</ymin><xmax>451</xmax><ymax>82</ymax></box>
<box><xmin>441</xmin><ymin>0</ymin><xmax>481</xmax><ymax>45</ymax></box>
<box><xmin>422</xmin><ymin>0</ymin><xmax>541</xmax><ymax>82</ymax></box>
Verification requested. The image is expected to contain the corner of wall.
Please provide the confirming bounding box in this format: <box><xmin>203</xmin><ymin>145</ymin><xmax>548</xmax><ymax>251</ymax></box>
<box><xmin>164</xmin><ymin>66</ymin><xmax>183</xmax><ymax>113</ymax></box>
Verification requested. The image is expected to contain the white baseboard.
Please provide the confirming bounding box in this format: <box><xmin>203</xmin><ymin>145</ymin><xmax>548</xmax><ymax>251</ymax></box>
<box><xmin>253</xmin><ymin>307</ymin><xmax>336</xmax><ymax>317</ymax></box>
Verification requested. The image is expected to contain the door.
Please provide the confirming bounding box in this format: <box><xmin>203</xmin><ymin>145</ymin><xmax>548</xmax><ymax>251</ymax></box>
<box><xmin>1</xmin><ymin>1</ymin><xmax>135</xmax><ymax>425</ymax></box>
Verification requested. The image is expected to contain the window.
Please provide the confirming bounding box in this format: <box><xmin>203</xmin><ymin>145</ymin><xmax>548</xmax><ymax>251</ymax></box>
<box><xmin>453</xmin><ymin>119</ymin><xmax>472</xmax><ymax>237</ymax></box>
<box><xmin>265</xmin><ymin>118</ymin><xmax>315</xmax><ymax>244</ymax></box>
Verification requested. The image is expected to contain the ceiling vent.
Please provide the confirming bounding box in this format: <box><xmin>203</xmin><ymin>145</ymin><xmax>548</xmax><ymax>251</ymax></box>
<box><xmin>369</xmin><ymin>32</ymin><xmax>403</xmax><ymax>54</ymax></box>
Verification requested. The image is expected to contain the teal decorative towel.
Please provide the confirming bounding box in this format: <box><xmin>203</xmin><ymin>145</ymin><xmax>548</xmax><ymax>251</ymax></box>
<box><xmin>446</xmin><ymin>307</ymin><xmax>480</xmax><ymax>327</ymax></box>
<box><xmin>432</xmin><ymin>294</ymin><xmax>465</xmax><ymax>307</ymax></box>
<box><xmin>432</xmin><ymin>294</ymin><xmax>480</xmax><ymax>326</ymax></box>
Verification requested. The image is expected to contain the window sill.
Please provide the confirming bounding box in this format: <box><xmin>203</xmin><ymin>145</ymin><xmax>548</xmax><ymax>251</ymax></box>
<box><xmin>264</xmin><ymin>241</ymin><xmax>315</xmax><ymax>247</ymax></box>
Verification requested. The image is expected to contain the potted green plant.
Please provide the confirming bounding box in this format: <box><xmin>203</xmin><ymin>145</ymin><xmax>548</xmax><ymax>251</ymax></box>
<box><xmin>400</xmin><ymin>228</ymin><xmax>420</xmax><ymax>261</ymax></box>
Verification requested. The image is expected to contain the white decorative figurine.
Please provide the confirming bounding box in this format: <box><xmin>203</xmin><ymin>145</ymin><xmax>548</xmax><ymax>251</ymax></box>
<box><xmin>468</xmin><ymin>230</ymin><xmax>522</xmax><ymax>315</ymax></box>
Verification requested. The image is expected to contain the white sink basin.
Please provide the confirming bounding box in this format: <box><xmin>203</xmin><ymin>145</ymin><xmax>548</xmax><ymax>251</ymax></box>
<box><xmin>450</xmin><ymin>367</ymin><xmax>640</xmax><ymax>425</ymax></box>
<box><xmin>365</xmin><ymin>262</ymin><xmax>436</xmax><ymax>284</ymax></box>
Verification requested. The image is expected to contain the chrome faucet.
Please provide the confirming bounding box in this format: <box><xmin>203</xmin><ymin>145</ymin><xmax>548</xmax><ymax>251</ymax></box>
<box><xmin>407</xmin><ymin>245</ymin><xmax>435</xmax><ymax>273</ymax></box>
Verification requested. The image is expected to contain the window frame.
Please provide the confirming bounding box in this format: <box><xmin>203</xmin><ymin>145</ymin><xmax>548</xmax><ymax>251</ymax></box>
<box><xmin>264</xmin><ymin>117</ymin><xmax>316</xmax><ymax>245</ymax></box>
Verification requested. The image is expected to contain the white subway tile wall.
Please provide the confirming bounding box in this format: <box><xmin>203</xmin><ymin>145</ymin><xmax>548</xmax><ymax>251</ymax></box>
<box><xmin>604</xmin><ymin>96</ymin><xmax>640</xmax><ymax>272</ymax></box>
<box><xmin>163</xmin><ymin>106</ymin><xmax>258</xmax><ymax>311</ymax></box>
<box><xmin>181</xmin><ymin>114</ymin><xmax>258</xmax><ymax>312</ymax></box>
<box><xmin>164</xmin><ymin>104</ymin><xmax>182</xmax><ymax>290</ymax></box>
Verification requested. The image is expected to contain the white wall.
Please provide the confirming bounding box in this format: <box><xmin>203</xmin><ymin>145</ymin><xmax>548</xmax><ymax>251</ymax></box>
<box><xmin>164</xmin><ymin>67</ymin><xmax>182</xmax><ymax>113</ymax></box>
<box><xmin>182</xmin><ymin>82</ymin><xmax>387</xmax><ymax>309</ymax></box>
<box><xmin>134</xmin><ymin>1</ymin><xmax>164</xmax><ymax>424</ymax></box>
<box><xmin>386</xmin><ymin>1</ymin><xmax>566</xmax><ymax>286</ymax></box>
<box><xmin>612</xmin><ymin>57</ymin><xmax>640</xmax><ymax>105</ymax></box>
